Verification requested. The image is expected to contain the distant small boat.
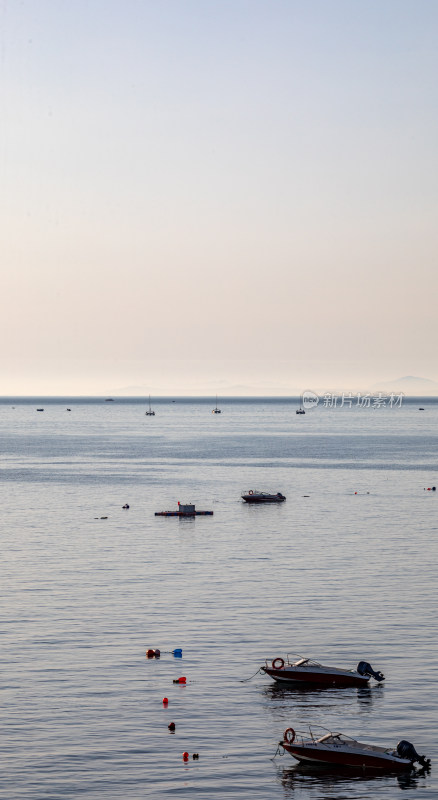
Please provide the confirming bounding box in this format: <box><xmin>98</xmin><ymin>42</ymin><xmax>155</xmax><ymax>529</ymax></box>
<box><xmin>105</xmin><ymin>398</ymin><xmax>114</xmax><ymax>402</ymax></box>
<box><xmin>155</xmin><ymin>502</ymin><xmax>213</xmax><ymax>517</ymax></box>
<box><xmin>296</xmin><ymin>407</ymin><xmax>305</xmax><ymax>415</ymax></box>
<box><xmin>419</xmin><ymin>408</ymin><xmax>425</xmax><ymax>411</ymax></box>
<box><xmin>281</xmin><ymin>726</ymin><xmax>430</xmax><ymax>771</ymax></box>
<box><xmin>145</xmin><ymin>395</ymin><xmax>155</xmax><ymax>416</ymax></box>
<box><xmin>262</xmin><ymin>654</ymin><xmax>384</xmax><ymax>686</ymax></box>
<box><xmin>242</xmin><ymin>490</ymin><xmax>286</xmax><ymax>503</ymax></box>
<box><xmin>36</xmin><ymin>408</ymin><xmax>44</xmax><ymax>412</ymax></box>
<box><xmin>212</xmin><ymin>395</ymin><xmax>221</xmax><ymax>414</ymax></box>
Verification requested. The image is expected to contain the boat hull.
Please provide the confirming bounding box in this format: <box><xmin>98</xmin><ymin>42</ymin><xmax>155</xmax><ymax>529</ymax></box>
<box><xmin>283</xmin><ymin>742</ymin><xmax>411</xmax><ymax>771</ymax></box>
<box><xmin>242</xmin><ymin>496</ymin><xmax>286</xmax><ymax>503</ymax></box>
<box><xmin>155</xmin><ymin>510</ymin><xmax>213</xmax><ymax>516</ymax></box>
<box><xmin>264</xmin><ymin>666</ymin><xmax>369</xmax><ymax>687</ymax></box>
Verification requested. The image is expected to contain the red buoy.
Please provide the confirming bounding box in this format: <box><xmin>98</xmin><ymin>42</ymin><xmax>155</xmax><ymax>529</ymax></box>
<box><xmin>168</xmin><ymin>722</ymin><xmax>175</xmax><ymax>731</ymax></box>
<box><xmin>163</xmin><ymin>697</ymin><xmax>168</xmax><ymax>705</ymax></box>
<box><xmin>146</xmin><ymin>649</ymin><xmax>155</xmax><ymax>658</ymax></box>
<box><xmin>182</xmin><ymin>752</ymin><xmax>189</xmax><ymax>760</ymax></box>
<box><xmin>178</xmin><ymin>676</ymin><xmax>186</xmax><ymax>683</ymax></box>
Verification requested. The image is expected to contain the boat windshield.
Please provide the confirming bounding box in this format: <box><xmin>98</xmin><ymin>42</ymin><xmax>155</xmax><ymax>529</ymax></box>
<box><xmin>286</xmin><ymin>654</ymin><xmax>322</xmax><ymax>667</ymax></box>
<box><xmin>306</xmin><ymin>725</ymin><xmax>354</xmax><ymax>744</ymax></box>
<box><xmin>315</xmin><ymin>731</ymin><xmax>362</xmax><ymax>747</ymax></box>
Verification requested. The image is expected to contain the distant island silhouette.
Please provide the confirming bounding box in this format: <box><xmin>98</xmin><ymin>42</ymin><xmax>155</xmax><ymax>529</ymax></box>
<box><xmin>371</xmin><ymin>376</ymin><xmax>438</xmax><ymax>395</ymax></box>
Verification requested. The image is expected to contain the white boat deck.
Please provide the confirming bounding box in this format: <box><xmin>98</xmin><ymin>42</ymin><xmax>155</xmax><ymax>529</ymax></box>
<box><xmin>306</xmin><ymin>733</ymin><xmax>396</xmax><ymax>756</ymax></box>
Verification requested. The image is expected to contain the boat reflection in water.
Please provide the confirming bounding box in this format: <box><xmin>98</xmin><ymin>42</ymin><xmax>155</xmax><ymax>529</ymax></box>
<box><xmin>279</xmin><ymin>762</ymin><xmax>430</xmax><ymax>796</ymax></box>
<box><xmin>264</xmin><ymin>679</ymin><xmax>384</xmax><ymax>710</ymax></box>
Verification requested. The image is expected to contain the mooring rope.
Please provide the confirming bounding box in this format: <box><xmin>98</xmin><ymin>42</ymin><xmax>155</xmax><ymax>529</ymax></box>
<box><xmin>271</xmin><ymin>742</ymin><xmax>285</xmax><ymax>760</ymax></box>
<box><xmin>239</xmin><ymin>667</ymin><xmax>263</xmax><ymax>682</ymax></box>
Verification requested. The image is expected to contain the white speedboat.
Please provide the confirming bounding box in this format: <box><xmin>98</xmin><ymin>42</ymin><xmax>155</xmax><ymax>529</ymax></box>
<box><xmin>262</xmin><ymin>654</ymin><xmax>384</xmax><ymax>687</ymax></box>
<box><xmin>281</xmin><ymin>726</ymin><xmax>430</xmax><ymax>771</ymax></box>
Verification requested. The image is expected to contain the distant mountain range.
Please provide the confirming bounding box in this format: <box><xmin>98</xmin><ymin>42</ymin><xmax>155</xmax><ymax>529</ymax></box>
<box><xmin>371</xmin><ymin>376</ymin><xmax>438</xmax><ymax>395</ymax></box>
<box><xmin>109</xmin><ymin>375</ymin><xmax>438</xmax><ymax>398</ymax></box>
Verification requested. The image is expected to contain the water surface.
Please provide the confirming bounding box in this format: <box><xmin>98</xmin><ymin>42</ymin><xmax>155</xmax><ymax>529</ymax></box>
<box><xmin>1</xmin><ymin>397</ymin><xmax>437</xmax><ymax>798</ymax></box>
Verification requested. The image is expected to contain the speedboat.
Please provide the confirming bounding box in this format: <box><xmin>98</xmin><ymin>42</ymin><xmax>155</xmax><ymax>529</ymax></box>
<box><xmin>262</xmin><ymin>654</ymin><xmax>384</xmax><ymax>687</ymax></box>
<box><xmin>281</xmin><ymin>726</ymin><xmax>430</xmax><ymax>771</ymax></box>
<box><xmin>242</xmin><ymin>490</ymin><xmax>286</xmax><ymax>503</ymax></box>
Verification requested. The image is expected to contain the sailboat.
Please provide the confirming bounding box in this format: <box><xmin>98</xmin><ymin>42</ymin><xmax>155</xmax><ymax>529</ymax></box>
<box><xmin>212</xmin><ymin>395</ymin><xmax>221</xmax><ymax>414</ymax></box>
<box><xmin>296</xmin><ymin>396</ymin><xmax>305</xmax><ymax>414</ymax></box>
<box><xmin>145</xmin><ymin>396</ymin><xmax>155</xmax><ymax>416</ymax></box>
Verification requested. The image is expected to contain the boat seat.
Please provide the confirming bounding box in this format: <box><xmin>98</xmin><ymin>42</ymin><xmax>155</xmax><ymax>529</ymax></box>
<box><xmin>319</xmin><ymin>733</ymin><xmax>336</xmax><ymax>742</ymax></box>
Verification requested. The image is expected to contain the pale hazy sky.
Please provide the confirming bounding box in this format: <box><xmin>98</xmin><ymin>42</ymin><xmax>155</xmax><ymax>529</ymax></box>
<box><xmin>1</xmin><ymin>0</ymin><xmax>437</xmax><ymax>395</ymax></box>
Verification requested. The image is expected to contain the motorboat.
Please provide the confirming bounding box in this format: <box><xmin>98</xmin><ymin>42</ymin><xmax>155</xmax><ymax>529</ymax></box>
<box><xmin>242</xmin><ymin>490</ymin><xmax>286</xmax><ymax>503</ymax></box>
<box><xmin>281</xmin><ymin>726</ymin><xmax>430</xmax><ymax>771</ymax></box>
<box><xmin>296</xmin><ymin>407</ymin><xmax>305</xmax><ymax>415</ymax></box>
<box><xmin>262</xmin><ymin>654</ymin><xmax>384</xmax><ymax>687</ymax></box>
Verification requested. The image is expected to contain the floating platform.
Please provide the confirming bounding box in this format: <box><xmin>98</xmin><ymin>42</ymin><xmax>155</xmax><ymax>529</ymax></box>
<box><xmin>155</xmin><ymin>502</ymin><xmax>213</xmax><ymax>517</ymax></box>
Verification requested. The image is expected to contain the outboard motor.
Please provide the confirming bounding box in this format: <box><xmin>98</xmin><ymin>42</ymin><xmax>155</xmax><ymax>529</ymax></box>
<box><xmin>397</xmin><ymin>740</ymin><xmax>431</xmax><ymax>769</ymax></box>
<box><xmin>357</xmin><ymin>661</ymin><xmax>385</xmax><ymax>682</ymax></box>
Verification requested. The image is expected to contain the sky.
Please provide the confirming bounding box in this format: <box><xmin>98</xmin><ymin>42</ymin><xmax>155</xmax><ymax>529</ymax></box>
<box><xmin>1</xmin><ymin>0</ymin><xmax>437</xmax><ymax>395</ymax></box>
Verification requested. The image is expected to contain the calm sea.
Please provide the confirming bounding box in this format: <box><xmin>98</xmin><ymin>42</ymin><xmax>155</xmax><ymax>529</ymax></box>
<box><xmin>1</xmin><ymin>397</ymin><xmax>437</xmax><ymax>799</ymax></box>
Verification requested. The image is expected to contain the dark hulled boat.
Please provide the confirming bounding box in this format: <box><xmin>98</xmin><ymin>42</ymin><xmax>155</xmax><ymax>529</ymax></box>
<box><xmin>241</xmin><ymin>490</ymin><xmax>286</xmax><ymax>503</ymax></box>
<box><xmin>281</xmin><ymin>727</ymin><xmax>430</xmax><ymax>771</ymax></box>
<box><xmin>262</xmin><ymin>654</ymin><xmax>384</xmax><ymax>687</ymax></box>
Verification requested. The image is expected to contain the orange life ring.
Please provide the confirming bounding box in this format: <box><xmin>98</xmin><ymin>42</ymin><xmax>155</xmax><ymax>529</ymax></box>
<box><xmin>249</xmin><ymin>490</ymin><xmax>253</xmax><ymax>495</ymax></box>
<box><xmin>272</xmin><ymin>657</ymin><xmax>285</xmax><ymax>670</ymax></box>
<box><xmin>284</xmin><ymin>728</ymin><xmax>296</xmax><ymax>744</ymax></box>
